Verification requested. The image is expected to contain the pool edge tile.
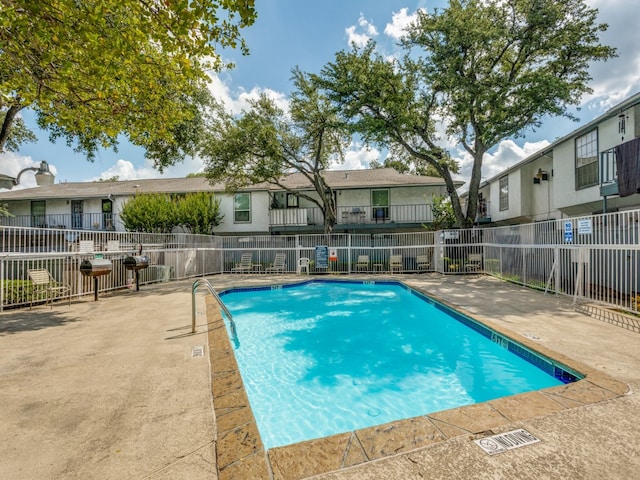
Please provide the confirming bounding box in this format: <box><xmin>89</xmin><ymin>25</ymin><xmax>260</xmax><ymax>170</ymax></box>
<box><xmin>355</xmin><ymin>415</ymin><xmax>446</xmax><ymax>461</ymax></box>
<box><xmin>488</xmin><ymin>390</ymin><xmax>568</xmax><ymax>422</ymax></box>
<box><xmin>427</xmin><ymin>402</ymin><xmax>511</xmax><ymax>434</ymax></box>
<box><xmin>268</xmin><ymin>432</ymin><xmax>353</xmax><ymax>480</ymax></box>
<box><xmin>206</xmin><ymin>298</ymin><xmax>271</xmax><ymax>477</ymax></box>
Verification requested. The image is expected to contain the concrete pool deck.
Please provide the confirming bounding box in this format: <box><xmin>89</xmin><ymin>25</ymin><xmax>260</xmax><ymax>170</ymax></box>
<box><xmin>1</xmin><ymin>274</ymin><xmax>639</xmax><ymax>479</ymax></box>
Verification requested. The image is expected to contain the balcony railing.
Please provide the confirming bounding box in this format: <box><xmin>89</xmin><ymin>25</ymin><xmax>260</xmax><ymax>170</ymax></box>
<box><xmin>269</xmin><ymin>204</ymin><xmax>434</xmax><ymax>227</ymax></box>
<box><xmin>0</xmin><ymin>213</ymin><xmax>115</xmax><ymax>231</ymax></box>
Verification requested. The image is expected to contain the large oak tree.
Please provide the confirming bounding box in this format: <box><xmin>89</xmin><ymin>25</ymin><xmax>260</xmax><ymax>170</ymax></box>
<box><xmin>0</xmin><ymin>0</ymin><xmax>256</xmax><ymax>167</ymax></box>
<box><xmin>201</xmin><ymin>69</ymin><xmax>350</xmax><ymax>233</ymax></box>
<box><xmin>315</xmin><ymin>0</ymin><xmax>616</xmax><ymax>227</ymax></box>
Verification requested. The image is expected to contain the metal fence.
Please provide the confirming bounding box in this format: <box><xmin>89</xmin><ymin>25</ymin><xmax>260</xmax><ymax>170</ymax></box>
<box><xmin>2</xmin><ymin>209</ymin><xmax>639</xmax><ymax>316</ymax></box>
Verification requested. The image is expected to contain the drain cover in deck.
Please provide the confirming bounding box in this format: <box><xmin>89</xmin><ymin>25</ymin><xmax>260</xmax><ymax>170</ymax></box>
<box><xmin>474</xmin><ymin>429</ymin><xmax>540</xmax><ymax>455</ymax></box>
<box><xmin>192</xmin><ymin>345</ymin><xmax>205</xmax><ymax>357</ymax></box>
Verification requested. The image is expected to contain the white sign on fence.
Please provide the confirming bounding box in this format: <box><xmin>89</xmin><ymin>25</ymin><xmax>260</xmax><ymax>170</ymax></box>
<box><xmin>578</xmin><ymin>219</ymin><xmax>593</xmax><ymax>235</ymax></box>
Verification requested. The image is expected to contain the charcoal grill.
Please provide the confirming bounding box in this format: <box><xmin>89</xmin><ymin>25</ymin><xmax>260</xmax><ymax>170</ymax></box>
<box><xmin>123</xmin><ymin>255</ymin><xmax>150</xmax><ymax>291</ymax></box>
<box><xmin>80</xmin><ymin>259</ymin><xmax>113</xmax><ymax>301</ymax></box>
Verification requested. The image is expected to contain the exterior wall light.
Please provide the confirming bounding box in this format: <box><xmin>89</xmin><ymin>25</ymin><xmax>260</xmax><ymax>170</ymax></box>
<box><xmin>0</xmin><ymin>160</ymin><xmax>55</xmax><ymax>190</ymax></box>
<box><xmin>533</xmin><ymin>168</ymin><xmax>549</xmax><ymax>184</ymax></box>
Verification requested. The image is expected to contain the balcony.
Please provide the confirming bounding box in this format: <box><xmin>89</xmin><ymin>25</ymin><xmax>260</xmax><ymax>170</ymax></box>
<box><xmin>0</xmin><ymin>213</ymin><xmax>115</xmax><ymax>231</ymax></box>
<box><xmin>269</xmin><ymin>204</ymin><xmax>434</xmax><ymax>232</ymax></box>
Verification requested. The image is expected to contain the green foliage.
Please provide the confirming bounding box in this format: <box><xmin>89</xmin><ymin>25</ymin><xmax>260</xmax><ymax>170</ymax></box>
<box><xmin>371</xmin><ymin>157</ymin><xmax>457</xmax><ymax>177</ymax></box>
<box><xmin>0</xmin><ymin>0</ymin><xmax>256</xmax><ymax>165</ymax></box>
<box><xmin>0</xmin><ymin>202</ymin><xmax>12</xmax><ymax>217</ymax></box>
<box><xmin>427</xmin><ymin>194</ymin><xmax>456</xmax><ymax>230</ymax></box>
<box><xmin>0</xmin><ymin>112</ymin><xmax>36</xmax><ymax>151</ymax></box>
<box><xmin>2</xmin><ymin>280</ymin><xmax>33</xmax><ymax>306</ymax></box>
<box><xmin>315</xmin><ymin>0</ymin><xmax>615</xmax><ymax>227</ymax></box>
<box><xmin>120</xmin><ymin>194</ymin><xmax>177</xmax><ymax>233</ymax></box>
<box><xmin>201</xmin><ymin>69</ymin><xmax>351</xmax><ymax>233</ymax></box>
<box><xmin>119</xmin><ymin>192</ymin><xmax>223</xmax><ymax>234</ymax></box>
<box><xmin>175</xmin><ymin>192</ymin><xmax>223</xmax><ymax>235</ymax></box>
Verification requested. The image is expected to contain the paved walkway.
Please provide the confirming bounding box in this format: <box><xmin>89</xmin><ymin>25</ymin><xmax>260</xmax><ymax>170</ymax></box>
<box><xmin>1</xmin><ymin>274</ymin><xmax>639</xmax><ymax>479</ymax></box>
<box><xmin>0</xmin><ymin>280</ymin><xmax>216</xmax><ymax>479</ymax></box>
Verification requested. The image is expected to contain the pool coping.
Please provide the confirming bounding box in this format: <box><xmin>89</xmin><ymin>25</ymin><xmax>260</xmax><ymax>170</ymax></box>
<box><xmin>206</xmin><ymin>279</ymin><xmax>630</xmax><ymax>480</ymax></box>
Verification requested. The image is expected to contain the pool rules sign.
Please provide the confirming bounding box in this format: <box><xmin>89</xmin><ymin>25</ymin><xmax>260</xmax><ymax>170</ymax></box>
<box><xmin>474</xmin><ymin>429</ymin><xmax>540</xmax><ymax>455</ymax></box>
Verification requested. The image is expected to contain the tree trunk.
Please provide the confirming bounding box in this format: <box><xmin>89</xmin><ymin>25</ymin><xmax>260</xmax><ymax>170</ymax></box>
<box><xmin>464</xmin><ymin>145</ymin><xmax>487</xmax><ymax>228</ymax></box>
<box><xmin>0</xmin><ymin>104</ymin><xmax>24</xmax><ymax>152</ymax></box>
<box><xmin>323</xmin><ymin>192</ymin><xmax>337</xmax><ymax>234</ymax></box>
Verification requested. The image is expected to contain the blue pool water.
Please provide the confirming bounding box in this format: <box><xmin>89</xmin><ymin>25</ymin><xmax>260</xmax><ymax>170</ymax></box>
<box><xmin>220</xmin><ymin>280</ymin><xmax>578</xmax><ymax>449</ymax></box>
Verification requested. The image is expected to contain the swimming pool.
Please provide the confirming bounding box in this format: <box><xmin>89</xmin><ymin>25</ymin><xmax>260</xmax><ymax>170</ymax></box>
<box><xmin>219</xmin><ymin>280</ymin><xmax>581</xmax><ymax>449</ymax></box>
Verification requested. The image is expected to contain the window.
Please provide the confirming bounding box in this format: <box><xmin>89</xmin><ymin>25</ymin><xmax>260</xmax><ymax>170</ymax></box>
<box><xmin>499</xmin><ymin>176</ymin><xmax>509</xmax><ymax>211</ymax></box>
<box><xmin>31</xmin><ymin>200</ymin><xmax>46</xmax><ymax>227</ymax></box>
<box><xmin>234</xmin><ymin>193</ymin><xmax>251</xmax><ymax>223</ymax></box>
<box><xmin>575</xmin><ymin>129</ymin><xmax>598</xmax><ymax>189</ymax></box>
<box><xmin>371</xmin><ymin>189</ymin><xmax>389</xmax><ymax>220</ymax></box>
<box><xmin>287</xmin><ymin>194</ymin><xmax>299</xmax><ymax>208</ymax></box>
<box><xmin>271</xmin><ymin>192</ymin><xmax>298</xmax><ymax>209</ymax></box>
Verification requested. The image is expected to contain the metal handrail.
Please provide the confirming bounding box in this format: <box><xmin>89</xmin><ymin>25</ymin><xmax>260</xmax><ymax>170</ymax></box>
<box><xmin>192</xmin><ymin>278</ymin><xmax>237</xmax><ymax>342</ymax></box>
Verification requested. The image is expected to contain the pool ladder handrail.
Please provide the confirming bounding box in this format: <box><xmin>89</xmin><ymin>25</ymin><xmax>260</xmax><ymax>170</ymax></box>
<box><xmin>192</xmin><ymin>278</ymin><xmax>237</xmax><ymax>341</ymax></box>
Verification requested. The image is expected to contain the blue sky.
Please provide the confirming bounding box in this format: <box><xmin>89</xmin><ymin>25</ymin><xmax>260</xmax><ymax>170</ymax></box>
<box><xmin>3</xmin><ymin>0</ymin><xmax>640</xmax><ymax>189</ymax></box>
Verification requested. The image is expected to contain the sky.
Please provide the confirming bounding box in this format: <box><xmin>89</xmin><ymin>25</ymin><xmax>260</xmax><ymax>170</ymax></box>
<box><xmin>2</xmin><ymin>0</ymin><xmax>640</xmax><ymax>189</ymax></box>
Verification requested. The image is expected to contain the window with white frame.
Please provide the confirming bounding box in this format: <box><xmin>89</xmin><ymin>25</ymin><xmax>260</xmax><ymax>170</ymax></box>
<box><xmin>499</xmin><ymin>176</ymin><xmax>509</xmax><ymax>211</ymax></box>
<box><xmin>234</xmin><ymin>192</ymin><xmax>251</xmax><ymax>223</ymax></box>
<box><xmin>575</xmin><ymin>129</ymin><xmax>598</xmax><ymax>189</ymax></box>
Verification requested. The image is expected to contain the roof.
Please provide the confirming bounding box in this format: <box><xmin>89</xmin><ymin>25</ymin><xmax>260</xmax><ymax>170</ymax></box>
<box><xmin>275</xmin><ymin>168</ymin><xmax>461</xmax><ymax>190</ymax></box>
<box><xmin>0</xmin><ymin>168</ymin><xmax>461</xmax><ymax>200</ymax></box>
<box><xmin>0</xmin><ymin>176</ymin><xmax>222</xmax><ymax>200</ymax></box>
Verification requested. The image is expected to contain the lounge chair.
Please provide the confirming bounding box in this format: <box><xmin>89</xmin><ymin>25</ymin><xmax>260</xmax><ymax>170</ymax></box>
<box><xmin>231</xmin><ymin>253</ymin><xmax>254</xmax><ymax>273</ymax></box>
<box><xmin>465</xmin><ymin>253</ymin><xmax>483</xmax><ymax>272</ymax></box>
<box><xmin>266</xmin><ymin>253</ymin><xmax>286</xmax><ymax>273</ymax></box>
<box><xmin>27</xmin><ymin>268</ymin><xmax>71</xmax><ymax>309</ymax></box>
<box><xmin>389</xmin><ymin>255</ymin><xmax>403</xmax><ymax>273</ymax></box>
<box><xmin>297</xmin><ymin>257</ymin><xmax>310</xmax><ymax>275</ymax></box>
<box><xmin>416</xmin><ymin>254</ymin><xmax>431</xmax><ymax>271</ymax></box>
<box><xmin>355</xmin><ymin>255</ymin><xmax>369</xmax><ymax>272</ymax></box>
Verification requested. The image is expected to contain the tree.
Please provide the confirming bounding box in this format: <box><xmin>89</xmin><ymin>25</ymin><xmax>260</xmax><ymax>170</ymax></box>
<box><xmin>370</xmin><ymin>156</ymin><xmax>458</xmax><ymax>177</ymax></box>
<box><xmin>175</xmin><ymin>192</ymin><xmax>223</xmax><ymax>235</ymax></box>
<box><xmin>427</xmin><ymin>194</ymin><xmax>456</xmax><ymax>231</ymax></box>
<box><xmin>0</xmin><ymin>0</ymin><xmax>256</xmax><ymax>166</ymax></box>
<box><xmin>119</xmin><ymin>192</ymin><xmax>223</xmax><ymax>234</ymax></box>
<box><xmin>315</xmin><ymin>0</ymin><xmax>615</xmax><ymax>227</ymax></box>
<box><xmin>119</xmin><ymin>193</ymin><xmax>178</xmax><ymax>233</ymax></box>
<box><xmin>0</xmin><ymin>112</ymin><xmax>36</xmax><ymax>152</ymax></box>
<box><xmin>201</xmin><ymin>69</ymin><xmax>351</xmax><ymax>233</ymax></box>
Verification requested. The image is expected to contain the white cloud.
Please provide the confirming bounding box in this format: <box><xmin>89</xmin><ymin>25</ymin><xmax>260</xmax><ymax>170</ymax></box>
<box><xmin>237</xmin><ymin>87</ymin><xmax>290</xmax><ymax>113</ymax></box>
<box><xmin>90</xmin><ymin>159</ymin><xmax>153</xmax><ymax>181</ymax></box>
<box><xmin>568</xmin><ymin>1</ymin><xmax>640</xmax><ymax>107</ymax></box>
<box><xmin>208</xmin><ymin>73</ymin><xmax>290</xmax><ymax>115</ymax></box>
<box><xmin>346</xmin><ymin>14</ymin><xmax>378</xmax><ymax>48</ymax></box>
<box><xmin>384</xmin><ymin>8</ymin><xmax>419</xmax><ymax>40</ymax></box>
<box><xmin>329</xmin><ymin>142</ymin><xmax>380</xmax><ymax>171</ymax></box>
<box><xmin>90</xmin><ymin>155</ymin><xmax>208</xmax><ymax>182</ymax></box>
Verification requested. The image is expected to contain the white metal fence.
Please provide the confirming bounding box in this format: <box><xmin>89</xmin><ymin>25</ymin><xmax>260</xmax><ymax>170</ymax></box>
<box><xmin>1</xmin><ymin>209</ymin><xmax>639</xmax><ymax>317</ymax></box>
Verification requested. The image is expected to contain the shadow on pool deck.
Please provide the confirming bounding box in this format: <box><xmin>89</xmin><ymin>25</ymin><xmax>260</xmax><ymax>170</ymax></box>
<box><xmin>1</xmin><ymin>274</ymin><xmax>640</xmax><ymax>479</ymax></box>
